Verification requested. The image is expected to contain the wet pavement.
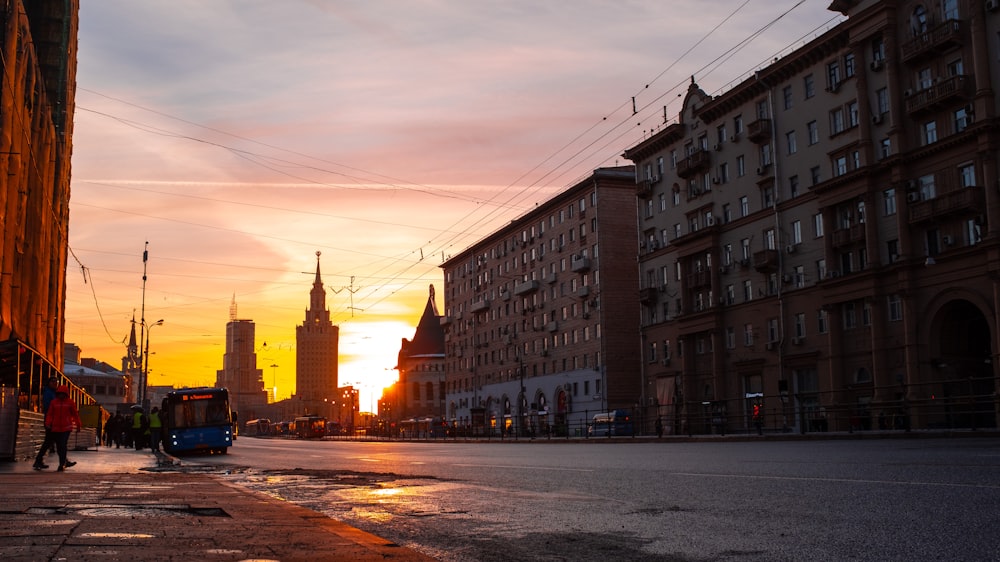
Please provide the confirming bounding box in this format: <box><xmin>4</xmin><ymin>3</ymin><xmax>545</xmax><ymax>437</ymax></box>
<box><xmin>0</xmin><ymin>445</ymin><xmax>434</xmax><ymax>561</ymax></box>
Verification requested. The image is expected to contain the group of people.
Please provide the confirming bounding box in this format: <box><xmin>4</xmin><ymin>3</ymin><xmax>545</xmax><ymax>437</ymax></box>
<box><xmin>102</xmin><ymin>406</ymin><xmax>165</xmax><ymax>452</ymax></box>
<box><xmin>32</xmin><ymin>377</ymin><xmax>169</xmax><ymax>472</ymax></box>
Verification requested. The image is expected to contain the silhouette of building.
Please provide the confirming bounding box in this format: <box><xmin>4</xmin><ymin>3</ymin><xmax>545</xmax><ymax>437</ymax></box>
<box><xmin>440</xmin><ymin>167</ymin><xmax>640</xmax><ymax>437</ymax></box>
<box><xmin>622</xmin><ymin>0</ymin><xmax>1000</xmax><ymax>435</ymax></box>
<box><xmin>295</xmin><ymin>252</ymin><xmax>339</xmax><ymax>418</ymax></box>
<box><xmin>385</xmin><ymin>285</ymin><xmax>446</xmax><ymax>426</ymax></box>
<box><xmin>215</xmin><ymin>297</ymin><xmax>267</xmax><ymax>421</ymax></box>
<box><xmin>0</xmin><ymin>1</ymin><xmax>81</xmax><ymax>460</ymax></box>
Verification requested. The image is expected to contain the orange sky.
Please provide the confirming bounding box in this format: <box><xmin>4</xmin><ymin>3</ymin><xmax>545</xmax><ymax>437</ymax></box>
<box><xmin>64</xmin><ymin>1</ymin><xmax>844</xmax><ymax>412</ymax></box>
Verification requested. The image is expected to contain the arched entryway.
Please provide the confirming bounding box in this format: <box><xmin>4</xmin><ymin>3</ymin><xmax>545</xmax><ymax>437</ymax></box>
<box><xmin>927</xmin><ymin>299</ymin><xmax>995</xmax><ymax>429</ymax></box>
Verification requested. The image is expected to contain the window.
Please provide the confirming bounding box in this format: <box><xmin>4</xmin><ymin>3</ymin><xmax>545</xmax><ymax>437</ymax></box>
<box><xmin>739</xmin><ymin>196</ymin><xmax>749</xmax><ymax>217</ymax></box>
<box><xmin>743</xmin><ymin>323</ymin><xmax>754</xmax><ymax>346</ymax></box>
<box><xmin>843</xmin><ymin>302</ymin><xmax>857</xmax><ymax>329</ymax></box>
<box><xmin>813</xmin><ymin>213</ymin><xmax>824</xmax><ymax>237</ymax></box>
<box><xmin>783</xmin><ymin>86</ymin><xmax>793</xmax><ymax>110</ymax></box>
<box><xmin>737</xmin><ymin>155</ymin><xmax>746</xmax><ymax>177</ymax></box>
<box><xmin>943</xmin><ymin>0</ymin><xmax>958</xmax><ymax>20</ymax></box>
<box><xmin>827</xmin><ymin>61</ymin><xmax>841</xmax><ymax>90</ymax></box>
<box><xmin>959</xmin><ymin>163</ymin><xmax>975</xmax><ymax>187</ymax></box>
<box><xmin>786</xmin><ymin>131</ymin><xmax>797</xmax><ymax>155</ymax></box>
<box><xmin>924</xmin><ymin>120</ymin><xmax>937</xmax><ymax>145</ymax></box>
<box><xmin>872</xmin><ymin>37</ymin><xmax>885</xmax><ymax>63</ymax></box>
<box><xmin>880</xmin><ymin>138</ymin><xmax>891</xmax><ymax>159</ymax></box>
<box><xmin>804</xmin><ymin>74</ymin><xmax>815</xmax><ymax>98</ymax></box>
<box><xmin>656</xmin><ymin>157</ymin><xmax>664</xmax><ymax>176</ymax></box>
<box><xmin>789</xmin><ymin>175</ymin><xmax>799</xmax><ymax>198</ymax></box>
<box><xmin>967</xmin><ymin>218</ymin><xmax>983</xmax><ymax>246</ymax></box>
<box><xmin>810</xmin><ymin>166</ymin><xmax>821</xmax><ymax>186</ymax></box>
<box><xmin>743</xmin><ymin>280</ymin><xmax>753</xmax><ymax>302</ymax></box>
<box><xmin>830</xmin><ymin>107</ymin><xmax>845</xmax><ymax>134</ymax></box>
<box><xmin>947</xmin><ymin>58</ymin><xmax>964</xmax><ymax>77</ymax></box>
<box><xmin>720</xmin><ymin>162</ymin><xmax>730</xmax><ymax>183</ymax></box>
<box><xmin>741</xmin><ymin>238</ymin><xmax>751</xmax><ymax>260</ymax></box>
<box><xmin>919</xmin><ymin>174</ymin><xmax>936</xmax><ymax>200</ymax></box>
<box><xmin>767</xmin><ymin>318</ymin><xmax>779</xmax><ymax>343</ymax></box>
<box><xmin>887</xmin><ymin>239</ymin><xmax>899</xmax><ymax>263</ymax></box>
<box><xmin>847</xmin><ymin>101</ymin><xmax>859</xmax><ymax>128</ymax></box>
<box><xmin>883</xmin><ymin>189</ymin><xmax>896</xmax><ymax>216</ymax></box>
<box><xmin>876</xmin><ymin>88</ymin><xmax>889</xmax><ymax>115</ymax></box>
<box><xmin>734</xmin><ymin>115</ymin><xmax>744</xmax><ymax>135</ymax></box>
<box><xmin>844</xmin><ymin>53</ymin><xmax>855</xmax><ymax>78</ymax></box>
<box><xmin>794</xmin><ymin>265</ymin><xmax>805</xmax><ymax>288</ymax></box>
<box><xmin>791</xmin><ymin>220</ymin><xmax>802</xmax><ymax>244</ymax></box>
<box><xmin>807</xmin><ymin>120</ymin><xmax>819</xmax><ymax>144</ymax></box>
<box><xmin>794</xmin><ymin>313</ymin><xmax>806</xmax><ymax>338</ymax></box>
<box><xmin>955</xmin><ymin>107</ymin><xmax>972</xmax><ymax>133</ymax></box>
<box><xmin>834</xmin><ymin>155</ymin><xmax>848</xmax><ymax>177</ymax></box>
<box><xmin>912</xmin><ymin>6</ymin><xmax>928</xmax><ymax>35</ymax></box>
<box><xmin>818</xmin><ymin>309</ymin><xmax>828</xmax><ymax>333</ymax></box>
<box><xmin>725</xmin><ymin>284</ymin><xmax>735</xmax><ymax>305</ymax></box>
<box><xmin>717</xmin><ymin>124</ymin><xmax>727</xmax><ymax>145</ymax></box>
<box><xmin>726</xmin><ymin>327</ymin><xmax>735</xmax><ymax>349</ymax></box>
<box><xmin>888</xmin><ymin>295</ymin><xmax>902</xmax><ymax>322</ymax></box>
<box><xmin>723</xmin><ymin>204</ymin><xmax>732</xmax><ymax>223</ymax></box>
<box><xmin>756</xmin><ymin>99</ymin><xmax>769</xmax><ymax>119</ymax></box>
<box><xmin>917</xmin><ymin>68</ymin><xmax>932</xmax><ymax>90</ymax></box>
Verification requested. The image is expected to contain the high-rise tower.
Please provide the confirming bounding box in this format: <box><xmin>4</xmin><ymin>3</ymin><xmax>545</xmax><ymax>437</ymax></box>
<box><xmin>215</xmin><ymin>296</ymin><xmax>266</xmax><ymax>420</ymax></box>
<box><xmin>295</xmin><ymin>252</ymin><xmax>339</xmax><ymax>416</ymax></box>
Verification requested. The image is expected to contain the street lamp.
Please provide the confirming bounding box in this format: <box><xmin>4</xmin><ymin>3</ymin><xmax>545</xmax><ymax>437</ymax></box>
<box><xmin>142</xmin><ymin>318</ymin><xmax>164</xmax><ymax>409</ymax></box>
<box><xmin>269</xmin><ymin>363</ymin><xmax>279</xmax><ymax>403</ymax></box>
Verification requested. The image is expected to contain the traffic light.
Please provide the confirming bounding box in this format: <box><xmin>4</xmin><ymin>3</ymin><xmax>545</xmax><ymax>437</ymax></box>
<box><xmin>752</xmin><ymin>404</ymin><xmax>761</xmax><ymax>420</ymax></box>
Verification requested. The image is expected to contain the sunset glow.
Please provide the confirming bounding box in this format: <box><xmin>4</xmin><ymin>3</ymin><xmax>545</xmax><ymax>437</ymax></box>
<box><xmin>64</xmin><ymin>2</ymin><xmax>843</xmax><ymax>414</ymax></box>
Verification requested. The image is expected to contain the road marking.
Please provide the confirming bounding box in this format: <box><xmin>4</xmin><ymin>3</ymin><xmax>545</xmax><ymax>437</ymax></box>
<box><xmin>671</xmin><ymin>472</ymin><xmax>1000</xmax><ymax>489</ymax></box>
<box><xmin>453</xmin><ymin>463</ymin><xmax>593</xmax><ymax>472</ymax></box>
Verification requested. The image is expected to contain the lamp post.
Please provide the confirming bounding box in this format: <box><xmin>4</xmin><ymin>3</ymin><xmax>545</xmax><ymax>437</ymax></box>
<box><xmin>142</xmin><ymin>318</ymin><xmax>164</xmax><ymax>409</ymax></box>
<box><xmin>269</xmin><ymin>363</ymin><xmax>279</xmax><ymax>403</ymax></box>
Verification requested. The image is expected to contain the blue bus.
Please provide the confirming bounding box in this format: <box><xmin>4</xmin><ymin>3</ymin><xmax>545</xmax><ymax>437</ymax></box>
<box><xmin>161</xmin><ymin>387</ymin><xmax>233</xmax><ymax>454</ymax></box>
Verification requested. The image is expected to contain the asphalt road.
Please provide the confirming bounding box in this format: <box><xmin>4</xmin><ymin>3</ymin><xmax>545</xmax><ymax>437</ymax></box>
<box><xmin>180</xmin><ymin>436</ymin><xmax>1000</xmax><ymax>561</ymax></box>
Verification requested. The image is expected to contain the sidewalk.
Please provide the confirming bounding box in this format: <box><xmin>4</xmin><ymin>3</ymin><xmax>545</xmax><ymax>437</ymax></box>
<box><xmin>0</xmin><ymin>446</ymin><xmax>434</xmax><ymax>561</ymax></box>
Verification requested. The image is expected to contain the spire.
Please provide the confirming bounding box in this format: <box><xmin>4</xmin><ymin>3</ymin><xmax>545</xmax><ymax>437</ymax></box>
<box><xmin>406</xmin><ymin>284</ymin><xmax>445</xmax><ymax>357</ymax></box>
<box><xmin>306</xmin><ymin>251</ymin><xmax>329</xmax><ymax>322</ymax></box>
<box><xmin>229</xmin><ymin>293</ymin><xmax>237</xmax><ymax>321</ymax></box>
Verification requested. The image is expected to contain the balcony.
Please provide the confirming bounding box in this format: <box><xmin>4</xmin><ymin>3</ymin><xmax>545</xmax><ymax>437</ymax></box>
<box><xmin>904</xmin><ymin>75</ymin><xmax>972</xmax><ymax>115</ymax></box>
<box><xmin>909</xmin><ymin>186</ymin><xmax>985</xmax><ymax>224</ymax></box>
<box><xmin>439</xmin><ymin>315</ymin><xmax>452</xmax><ymax>326</ymax></box>
<box><xmin>676</xmin><ymin>149</ymin><xmax>711</xmax><ymax>179</ymax></box>
<box><xmin>470</xmin><ymin>298</ymin><xmax>490</xmax><ymax>312</ymax></box>
<box><xmin>753</xmin><ymin>249</ymin><xmax>779</xmax><ymax>272</ymax></box>
<box><xmin>637</xmin><ymin>178</ymin><xmax>654</xmax><ymax>199</ymax></box>
<box><xmin>832</xmin><ymin>223</ymin><xmax>866</xmax><ymax>247</ymax></box>
<box><xmin>570</xmin><ymin>256</ymin><xmax>591</xmax><ymax>272</ymax></box>
<box><xmin>513</xmin><ymin>279</ymin><xmax>540</xmax><ymax>296</ymax></box>
<box><xmin>500</xmin><ymin>290</ymin><xmax>511</xmax><ymax>301</ymax></box>
<box><xmin>685</xmin><ymin>270</ymin><xmax>711</xmax><ymax>289</ymax></box>
<box><xmin>747</xmin><ymin>118</ymin><xmax>772</xmax><ymax>143</ymax></box>
<box><xmin>575</xmin><ymin>285</ymin><xmax>590</xmax><ymax>298</ymax></box>
<box><xmin>639</xmin><ymin>287</ymin><xmax>658</xmax><ymax>304</ymax></box>
<box><xmin>546</xmin><ymin>321</ymin><xmax>559</xmax><ymax>333</ymax></box>
<box><xmin>901</xmin><ymin>19</ymin><xmax>963</xmax><ymax>63</ymax></box>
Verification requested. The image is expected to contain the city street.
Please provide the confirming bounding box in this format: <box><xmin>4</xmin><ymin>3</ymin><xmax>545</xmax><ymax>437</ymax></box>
<box><xmin>177</xmin><ymin>436</ymin><xmax>1000</xmax><ymax>561</ymax></box>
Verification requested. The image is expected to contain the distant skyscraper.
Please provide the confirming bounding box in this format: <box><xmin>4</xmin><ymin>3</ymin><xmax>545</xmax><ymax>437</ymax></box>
<box><xmin>295</xmin><ymin>252</ymin><xmax>339</xmax><ymax>415</ymax></box>
<box><xmin>215</xmin><ymin>296</ymin><xmax>266</xmax><ymax>419</ymax></box>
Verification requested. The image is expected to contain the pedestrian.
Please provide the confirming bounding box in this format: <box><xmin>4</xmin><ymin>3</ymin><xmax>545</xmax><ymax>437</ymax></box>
<box><xmin>36</xmin><ymin>385</ymin><xmax>82</xmax><ymax>471</ymax></box>
<box><xmin>655</xmin><ymin>416</ymin><xmax>664</xmax><ymax>438</ymax></box>
<box><xmin>110</xmin><ymin>413</ymin><xmax>125</xmax><ymax>448</ymax></box>
<box><xmin>131</xmin><ymin>407</ymin><xmax>145</xmax><ymax>450</ymax></box>
<box><xmin>149</xmin><ymin>407</ymin><xmax>163</xmax><ymax>452</ymax></box>
<box><xmin>32</xmin><ymin>377</ymin><xmax>60</xmax><ymax>470</ymax></box>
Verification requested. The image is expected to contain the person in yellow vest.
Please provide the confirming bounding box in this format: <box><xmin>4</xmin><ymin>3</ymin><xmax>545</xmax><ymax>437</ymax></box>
<box><xmin>149</xmin><ymin>406</ymin><xmax>163</xmax><ymax>452</ymax></box>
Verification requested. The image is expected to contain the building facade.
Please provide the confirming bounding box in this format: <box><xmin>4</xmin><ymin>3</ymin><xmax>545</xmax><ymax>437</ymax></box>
<box><xmin>623</xmin><ymin>0</ymin><xmax>1000</xmax><ymax>435</ymax></box>
<box><xmin>386</xmin><ymin>284</ymin><xmax>447</xmax><ymax>426</ymax></box>
<box><xmin>215</xmin><ymin>299</ymin><xmax>268</xmax><ymax>421</ymax></box>
<box><xmin>440</xmin><ymin>167</ymin><xmax>640</xmax><ymax>436</ymax></box>
<box><xmin>295</xmin><ymin>252</ymin><xmax>339</xmax><ymax>418</ymax></box>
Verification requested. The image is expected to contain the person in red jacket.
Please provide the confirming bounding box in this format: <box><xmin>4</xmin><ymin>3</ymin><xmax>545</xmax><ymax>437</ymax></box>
<box><xmin>40</xmin><ymin>385</ymin><xmax>83</xmax><ymax>471</ymax></box>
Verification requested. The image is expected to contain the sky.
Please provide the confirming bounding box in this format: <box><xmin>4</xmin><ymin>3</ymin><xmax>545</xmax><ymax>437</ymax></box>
<box><xmin>65</xmin><ymin>1</ymin><xmax>844</xmax><ymax>413</ymax></box>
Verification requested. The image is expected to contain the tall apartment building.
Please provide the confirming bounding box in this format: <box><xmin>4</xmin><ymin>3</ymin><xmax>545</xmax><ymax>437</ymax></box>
<box><xmin>440</xmin><ymin>167</ymin><xmax>640</xmax><ymax>436</ymax></box>
<box><xmin>623</xmin><ymin>0</ymin><xmax>999</xmax><ymax>435</ymax></box>
<box><xmin>295</xmin><ymin>252</ymin><xmax>339</xmax><ymax>418</ymax></box>
<box><xmin>215</xmin><ymin>299</ymin><xmax>267</xmax><ymax>420</ymax></box>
